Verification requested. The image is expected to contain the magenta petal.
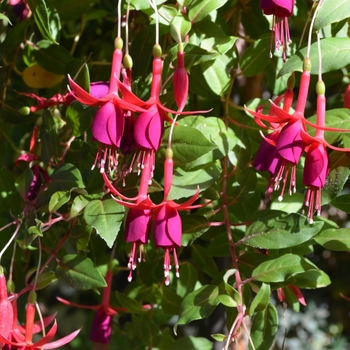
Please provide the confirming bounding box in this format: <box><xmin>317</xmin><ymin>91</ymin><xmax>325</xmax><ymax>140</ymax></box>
<box><xmin>277</xmin><ymin>120</ymin><xmax>305</xmax><ymax>164</ymax></box>
<box><xmin>107</xmin><ymin>104</ymin><xmax>124</xmax><ymax>147</ymax></box>
<box><xmin>90</xmin><ymin>82</ymin><xmax>110</xmax><ymax>99</ymax></box>
<box><xmin>89</xmin><ymin>309</ymin><xmax>113</xmax><ymax>345</ymax></box>
<box><xmin>303</xmin><ymin>143</ymin><xmax>329</xmax><ymax>187</ymax></box>
<box><xmin>260</xmin><ymin>0</ymin><xmax>293</xmax><ymax>16</ymax></box>
<box><xmin>91</xmin><ymin>102</ymin><xmax>114</xmax><ymax>145</ymax></box>
<box><xmin>125</xmin><ymin>209</ymin><xmax>151</xmax><ymax>244</ymax></box>
<box><xmin>134</xmin><ymin>106</ymin><xmax>163</xmax><ymax>151</ymax></box>
<box><xmin>254</xmin><ymin>131</ymin><xmax>281</xmax><ymax>174</ymax></box>
<box><xmin>166</xmin><ymin>207</ymin><xmax>182</xmax><ymax>247</ymax></box>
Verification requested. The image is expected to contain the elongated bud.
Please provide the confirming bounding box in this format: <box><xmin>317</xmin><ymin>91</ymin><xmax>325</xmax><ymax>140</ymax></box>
<box><xmin>0</xmin><ymin>269</ymin><xmax>14</xmax><ymax>347</ymax></box>
<box><xmin>173</xmin><ymin>47</ymin><xmax>188</xmax><ymax>112</ymax></box>
<box><xmin>344</xmin><ymin>84</ymin><xmax>350</xmax><ymax>108</ymax></box>
<box><xmin>109</xmin><ymin>37</ymin><xmax>124</xmax><ymax>93</ymax></box>
<box><xmin>25</xmin><ymin>291</ymin><xmax>37</xmax><ymax>343</ymax></box>
<box><xmin>164</xmin><ymin>147</ymin><xmax>174</xmax><ymax>199</ymax></box>
<box><xmin>151</xmin><ymin>45</ymin><xmax>163</xmax><ymax>100</ymax></box>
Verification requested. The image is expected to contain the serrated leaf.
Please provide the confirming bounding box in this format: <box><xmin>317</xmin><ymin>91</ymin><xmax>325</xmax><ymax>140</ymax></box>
<box><xmin>160</xmin><ymin>125</ymin><xmax>216</xmax><ymax>165</ymax></box>
<box><xmin>240</xmin><ymin>37</ymin><xmax>271</xmax><ymax>77</ymax></box>
<box><xmin>188</xmin><ymin>0</ymin><xmax>227</xmax><ymax>23</ymax></box>
<box><xmin>314</xmin><ymin>0</ymin><xmax>350</xmax><ymax>30</ymax></box>
<box><xmin>168</xmin><ymin>161</ymin><xmax>221</xmax><ymax>200</ymax></box>
<box><xmin>314</xmin><ymin>228</ymin><xmax>350</xmax><ymax>251</ymax></box>
<box><xmin>249</xmin><ymin>304</ymin><xmax>278</xmax><ymax>350</ymax></box>
<box><xmin>252</xmin><ymin>254</ymin><xmax>315</xmax><ymax>283</ymax></box>
<box><xmin>279</xmin><ymin>38</ymin><xmax>350</xmax><ymax>76</ymax></box>
<box><xmin>243</xmin><ymin>213</ymin><xmax>323</xmax><ymax>249</ymax></box>
<box><xmin>176</xmin><ymin>285</ymin><xmax>220</xmax><ymax>327</ymax></box>
<box><xmin>84</xmin><ymin>199</ymin><xmax>124</xmax><ymax>248</ymax></box>
<box><xmin>56</xmin><ymin>254</ymin><xmax>106</xmax><ymax>289</ymax></box>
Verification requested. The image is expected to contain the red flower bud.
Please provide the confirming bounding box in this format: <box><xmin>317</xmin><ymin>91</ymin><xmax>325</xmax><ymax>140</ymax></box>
<box><xmin>173</xmin><ymin>49</ymin><xmax>188</xmax><ymax>112</ymax></box>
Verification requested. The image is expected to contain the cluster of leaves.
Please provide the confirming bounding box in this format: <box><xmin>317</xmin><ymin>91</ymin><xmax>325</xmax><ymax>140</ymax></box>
<box><xmin>1</xmin><ymin>0</ymin><xmax>350</xmax><ymax>349</ymax></box>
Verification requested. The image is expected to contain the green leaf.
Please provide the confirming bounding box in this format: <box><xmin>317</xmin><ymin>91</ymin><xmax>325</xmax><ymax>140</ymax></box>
<box><xmin>279</xmin><ymin>38</ymin><xmax>350</xmax><ymax>76</ymax></box>
<box><xmin>170</xmin><ymin>15</ymin><xmax>192</xmax><ymax>41</ymax></box>
<box><xmin>176</xmin><ymin>285</ymin><xmax>220</xmax><ymax>327</ymax></box>
<box><xmin>168</xmin><ymin>161</ymin><xmax>221</xmax><ymax>200</ymax></box>
<box><xmin>252</xmin><ymin>254</ymin><xmax>315</xmax><ymax>283</ymax></box>
<box><xmin>231</xmin><ymin>168</ymin><xmax>257</xmax><ymax>202</ymax></box>
<box><xmin>69</xmin><ymin>224</ymin><xmax>92</xmax><ymax>250</ymax></box>
<box><xmin>314</xmin><ymin>0</ymin><xmax>350</xmax><ymax>30</ymax></box>
<box><xmin>218</xmin><ymin>280</ymin><xmax>240</xmax><ymax>308</ymax></box>
<box><xmin>176</xmin><ymin>262</ymin><xmax>198</xmax><ymax>298</ymax></box>
<box><xmin>314</xmin><ymin>228</ymin><xmax>350</xmax><ymax>251</ymax></box>
<box><xmin>34</xmin><ymin>40</ymin><xmax>72</xmax><ymax>74</ymax></box>
<box><xmin>131</xmin><ymin>314</ymin><xmax>160</xmax><ymax>346</ymax></box>
<box><xmin>66</xmin><ymin>101</ymin><xmax>97</xmax><ymax>137</ymax></box>
<box><xmin>160</xmin><ymin>125</ymin><xmax>217</xmax><ymax>166</ymax></box>
<box><xmin>192</xmin><ymin>244</ymin><xmax>218</xmax><ymax>278</ymax></box>
<box><xmin>211</xmin><ymin>334</ymin><xmax>226</xmax><ymax>342</ymax></box>
<box><xmin>249</xmin><ymin>304</ymin><xmax>278</xmax><ymax>350</ymax></box>
<box><xmin>240</xmin><ymin>37</ymin><xmax>271</xmax><ymax>77</ymax></box>
<box><xmin>48</xmin><ymin>190</ymin><xmax>71</xmax><ymax>212</ymax></box>
<box><xmin>115</xmin><ymin>291</ymin><xmax>146</xmax><ymax>314</ymax></box>
<box><xmin>38</xmin><ymin>163</ymin><xmax>85</xmax><ymax>207</ymax></box>
<box><xmin>169</xmin><ymin>336</ymin><xmax>213</xmax><ymax>350</ymax></box>
<box><xmin>331</xmin><ymin>194</ymin><xmax>350</xmax><ymax>213</ymax></box>
<box><xmin>188</xmin><ymin>0</ymin><xmax>228</xmax><ymax>23</ymax></box>
<box><xmin>27</xmin><ymin>0</ymin><xmax>61</xmax><ymax>43</ymax></box>
<box><xmin>36</xmin><ymin>272</ymin><xmax>57</xmax><ymax>290</ymax></box>
<box><xmin>161</xmin><ymin>286</ymin><xmax>183</xmax><ymax>315</ymax></box>
<box><xmin>70</xmin><ymin>194</ymin><xmax>91</xmax><ymax>218</ymax></box>
<box><xmin>293</xmin><ymin>269</ymin><xmax>331</xmax><ymax>289</ymax></box>
<box><xmin>181</xmin><ymin>214</ymin><xmax>210</xmax><ymax>246</ymax></box>
<box><xmin>322</xmin><ymin>152</ymin><xmax>350</xmax><ymax>204</ymax></box>
<box><xmin>84</xmin><ymin>198</ymin><xmax>125</xmax><ymax>248</ymax></box>
<box><xmin>178</xmin><ymin>116</ymin><xmax>237</xmax><ymax>169</ymax></box>
<box><xmin>243</xmin><ymin>213</ymin><xmax>324</xmax><ymax>249</ymax></box>
<box><xmin>56</xmin><ymin>254</ymin><xmax>106</xmax><ymax>289</ymax></box>
<box><xmin>0</xmin><ymin>13</ymin><xmax>12</xmax><ymax>25</ymax></box>
<box><xmin>249</xmin><ymin>283</ymin><xmax>271</xmax><ymax>317</ymax></box>
<box><xmin>49</xmin><ymin>0</ymin><xmax>100</xmax><ymax>21</ymax></box>
<box><xmin>41</xmin><ymin>109</ymin><xmax>61</xmax><ymax>163</ymax></box>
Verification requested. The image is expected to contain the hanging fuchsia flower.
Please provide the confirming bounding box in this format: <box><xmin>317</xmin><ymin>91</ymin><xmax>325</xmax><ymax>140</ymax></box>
<box><xmin>260</xmin><ymin>0</ymin><xmax>294</xmax><ymax>60</ymax></box>
<box><xmin>0</xmin><ymin>269</ymin><xmax>13</xmax><ymax>349</ymax></box>
<box><xmin>68</xmin><ymin>38</ymin><xmax>146</xmax><ymax>172</ymax></box>
<box><xmin>125</xmin><ymin>206</ymin><xmax>152</xmax><ymax>281</ymax></box>
<box><xmin>0</xmin><ymin>292</ymin><xmax>80</xmax><ymax>350</ymax></box>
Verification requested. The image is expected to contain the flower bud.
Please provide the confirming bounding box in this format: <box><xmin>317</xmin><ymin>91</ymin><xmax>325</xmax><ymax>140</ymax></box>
<box><xmin>173</xmin><ymin>49</ymin><xmax>188</xmax><ymax>111</ymax></box>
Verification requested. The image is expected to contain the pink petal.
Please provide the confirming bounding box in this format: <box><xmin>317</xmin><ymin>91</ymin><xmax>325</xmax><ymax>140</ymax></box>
<box><xmin>303</xmin><ymin>142</ymin><xmax>329</xmax><ymax>187</ymax></box>
<box><xmin>89</xmin><ymin>309</ymin><xmax>113</xmax><ymax>345</ymax></box>
<box><xmin>134</xmin><ymin>107</ymin><xmax>163</xmax><ymax>151</ymax></box>
<box><xmin>166</xmin><ymin>207</ymin><xmax>182</xmax><ymax>247</ymax></box>
<box><xmin>33</xmin><ymin>321</ymin><xmax>57</xmax><ymax>347</ymax></box>
<box><xmin>125</xmin><ymin>209</ymin><xmax>151</xmax><ymax>244</ymax></box>
<box><xmin>107</xmin><ymin>104</ymin><xmax>124</xmax><ymax>147</ymax></box>
<box><xmin>91</xmin><ymin>102</ymin><xmax>114</xmax><ymax>146</ymax></box>
<box><xmin>277</xmin><ymin>120</ymin><xmax>305</xmax><ymax>164</ymax></box>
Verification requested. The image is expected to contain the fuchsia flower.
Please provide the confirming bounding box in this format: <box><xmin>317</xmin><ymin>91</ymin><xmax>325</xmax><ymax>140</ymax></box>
<box><xmin>68</xmin><ymin>38</ymin><xmax>146</xmax><ymax>172</ymax></box>
<box><xmin>58</xmin><ymin>270</ymin><xmax>128</xmax><ymax>348</ymax></box>
<box><xmin>277</xmin><ymin>284</ymin><xmax>307</xmax><ymax>306</ymax></box>
<box><xmin>0</xmin><ymin>292</ymin><xmax>80</xmax><ymax>350</ymax></box>
<box><xmin>259</xmin><ymin>0</ymin><xmax>294</xmax><ymax>60</ymax></box>
<box><xmin>173</xmin><ymin>44</ymin><xmax>189</xmax><ymax>112</ymax></box>
<box><xmin>0</xmin><ymin>269</ymin><xmax>13</xmax><ymax>349</ymax></box>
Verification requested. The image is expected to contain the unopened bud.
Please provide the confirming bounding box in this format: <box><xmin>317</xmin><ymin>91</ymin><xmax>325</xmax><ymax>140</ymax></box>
<box><xmin>123</xmin><ymin>54</ymin><xmax>133</xmax><ymax>69</ymax></box>
<box><xmin>316</xmin><ymin>80</ymin><xmax>326</xmax><ymax>96</ymax></box>
<box><xmin>153</xmin><ymin>44</ymin><xmax>162</xmax><ymax>58</ymax></box>
<box><xmin>114</xmin><ymin>37</ymin><xmax>123</xmax><ymax>50</ymax></box>
<box><xmin>165</xmin><ymin>147</ymin><xmax>173</xmax><ymax>159</ymax></box>
<box><xmin>19</xmin><ymin>106</ymin><xmax>31</xmax><ymax>115</ymax></box>
<box><xmin>6</xmin><ymin>280</ymin><xmax>15</xmax><ymax>294</ymax></box>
